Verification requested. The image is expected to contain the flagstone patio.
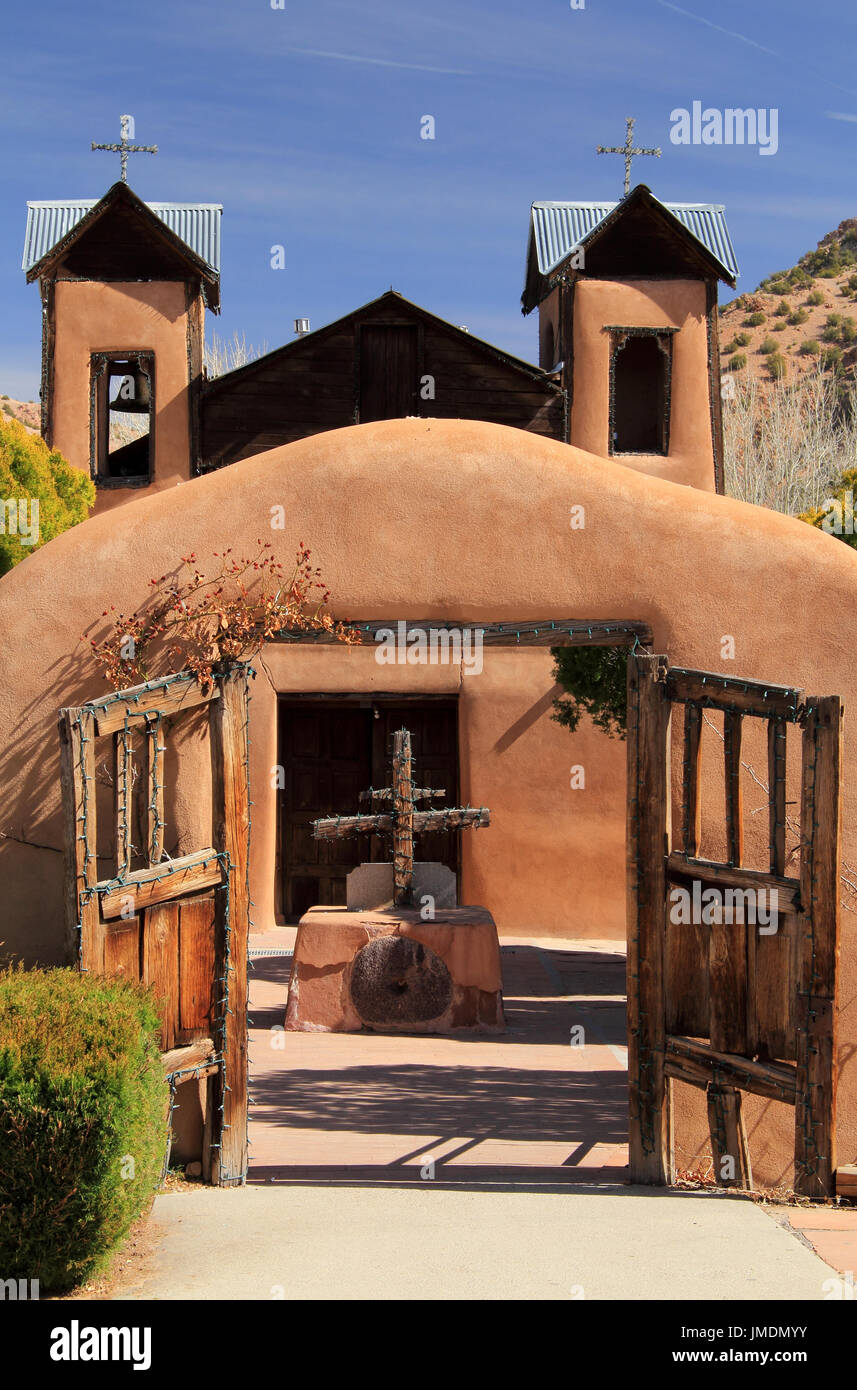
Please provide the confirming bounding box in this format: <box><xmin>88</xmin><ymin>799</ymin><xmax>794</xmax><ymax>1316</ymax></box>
<box><xmin>246</xmin><ymin>929</ymin><xmax>630</xmax><ymax>1183</ymax></box>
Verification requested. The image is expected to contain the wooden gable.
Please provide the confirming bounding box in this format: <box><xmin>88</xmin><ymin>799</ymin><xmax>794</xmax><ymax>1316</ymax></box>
<box><xmin>200</xmin><ymin>292</ymin><xmax>566</xmax><ymax>471</ymax></box>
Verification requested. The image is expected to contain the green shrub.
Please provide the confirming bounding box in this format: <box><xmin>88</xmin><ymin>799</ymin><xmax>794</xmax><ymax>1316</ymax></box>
<box><xmin>0</xmin><ymin>967</ymin><xmax>167</xmax><ymax>1292</ymax></box>
<box><xmin>807</xmin><ymin>289</ymin><xmax>825</xmax><ymax>306</ymax></box>
<box><xmin>770</xmin><ymin>282</ymin><xmax>791</xmax><ymax>296</ymax></box>
<box><xmin>768</xmin><ymin>353</ymin><xmax>787</xmax><ymax>379</ymax></box>
<box><xmin>0</xmin><ymin>416</ymin><xmax>94</xmax><ymax>576</ymax></box>
<box><xmin>734</xmin><ymin>331</ymin><xmax>751</xmax><ymax>347</ymax></box>
<box><xmin>759</xmin><ymin>337</ymin><xmax>778</xmax><ymax>355</ymax></box>
<box><xmin>551</xmin><ymin>646</ymin><xmax>627</xmax><ymax>740</ymax></box>
<box><xmin>800</xmin><ymin>339</ymin><xmax>821</xmax><ymax>356</ymax></box>
<box><xmin>826</xmin><ymin>313</ymin><xmax>842</xmax><ymax>328</ymax></box>
<box><xmin>744</xmin><ymin>312</ymin><xmax>766</xmax><ymax>327</ymax></box>
<box><xmin>840</xmin><ymin>317</ymin><xmax>857</xmax><ymax>344</ymax></box>
<box><xmin>822</xmin><ymin>346</ymin><xmax>843</xmax><ymax>370</ymax></box>
<box><xmin>800</xmin><ymin>466</ymin><xmax>857</xmax><ymax>550</ymax></box>
<box><xmin>773</xmin><ymin>322</ymin><xmax>786</xmax><ymax>332</ymax></box>
<box><xmin>727</xmin><ymin>352</ymin><xmax>748</xmax><ymax>371</ymax></box>
<box><xmin>788</xmin><ymin>308</ymin><xmax>809</xmax><ymax>326</ymax></box>
<box><xmin>774</xmin><ymin>301</ymin><xmax>791</xmax><ymax>316</ymax></box>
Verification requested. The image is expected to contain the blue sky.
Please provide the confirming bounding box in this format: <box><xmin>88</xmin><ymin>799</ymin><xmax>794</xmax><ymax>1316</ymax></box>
<box><xmin>2</xmin><ymin>0</ymin><xmax>856</xmax><ymax>399</ymax></box>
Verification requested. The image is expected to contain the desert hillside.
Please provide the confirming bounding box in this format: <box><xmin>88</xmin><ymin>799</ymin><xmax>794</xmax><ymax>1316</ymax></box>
<box><xmin>719</xmin><ymin>219</ymin><xmax>857</xmax><ymax>385</ymax></box>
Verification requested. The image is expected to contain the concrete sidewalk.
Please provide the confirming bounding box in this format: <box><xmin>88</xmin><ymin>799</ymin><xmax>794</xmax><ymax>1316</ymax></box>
<box><xmin>112</xmin><ymin>1184</ymin><xmax>837</xmax><ymax>1301</ymax></box>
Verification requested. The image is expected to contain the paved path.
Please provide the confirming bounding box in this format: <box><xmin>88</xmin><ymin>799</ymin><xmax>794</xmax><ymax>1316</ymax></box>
<box><xmin>114</xmin><ymin>1184</ymin><xmax>838</xmax><ymax>1301</ymax></box>
<box><xmin>110</xmin><ymin>932</ymin><xmax>855</xmax><ymax>1299</ymax></box>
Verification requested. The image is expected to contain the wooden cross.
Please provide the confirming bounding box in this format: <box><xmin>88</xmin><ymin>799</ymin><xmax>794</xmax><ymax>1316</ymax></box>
<box><xmin>312</xmin><ymin>727</ymin><xmax>490</xmax><ymax>907</ymax></box>
<box><xmin>597</xmin><ymin>117</ymin><xmax>661</xmax><ymax>196</ymax></box>
<box><xmin>92</xmin><ymin>115</ymin><xmax>158</xmax><ymax>183</ymax></box>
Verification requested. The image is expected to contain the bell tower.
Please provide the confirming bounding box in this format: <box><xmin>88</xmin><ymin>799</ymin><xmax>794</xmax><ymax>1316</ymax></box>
<box><xmin>24</xmin><ymin>163</ymin><xmax>221</xmax><ymax>516</ymax></box>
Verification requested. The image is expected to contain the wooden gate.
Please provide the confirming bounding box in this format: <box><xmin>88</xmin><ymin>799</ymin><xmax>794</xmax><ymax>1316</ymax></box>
<box><xmin>58</xmin><ymin>664</ymin><xmax>251</xmax><ymax>1186</ymax></box>
<box><xmin>627</xmin><ymin>653</ymin><xmax>842</xmax><ymax>1199</ymax></box>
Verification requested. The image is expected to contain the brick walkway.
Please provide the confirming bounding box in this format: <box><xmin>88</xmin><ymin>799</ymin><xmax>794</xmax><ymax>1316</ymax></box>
<box><xmin>247</xmin><ymin>930</ymin><xmax>629</xmax><ymax>1184</ymax></box>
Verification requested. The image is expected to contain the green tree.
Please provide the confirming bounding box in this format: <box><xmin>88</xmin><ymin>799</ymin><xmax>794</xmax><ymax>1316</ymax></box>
<box><xmin>0</xmin><ymin>416</ymin><xmax>94</xmax><ymax>576</ymax></box>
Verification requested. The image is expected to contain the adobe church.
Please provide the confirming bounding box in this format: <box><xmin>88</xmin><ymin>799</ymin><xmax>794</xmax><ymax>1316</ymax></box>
<box><xmin>6</xmin><ymin>125</ymin><xmax>857</xmax><ymax>1191</ymax></box>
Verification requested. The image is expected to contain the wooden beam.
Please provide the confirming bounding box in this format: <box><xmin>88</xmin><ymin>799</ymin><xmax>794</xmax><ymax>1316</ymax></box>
<box><xmin>113</xmin><ymin>726</ymin><xmax>133</xmax><ymax>876</ymax></box>
<box><xmin>767</xmin><ymin>717</ymin><xmax>787</xmax><ymax>876</ymax></box>
<box><xmin>626</xmin><ymin>652</ymin><xmax>671</xmax><ymax>1184</ymax></box>
<box><xmin>273</xmin><ymin>618</ymin><xmax>653</xmax><ymax>650</ymax></box>
<box><xmin>795</xmin><ymin>695</ymin><xmax>842</xmax><ymax>1200</ymax></box>
<box><xmin>665</xmin><ymin>669</ymin><xmax>804</xmax><ymax>722</ymax></box>
<box><xmin>666</xmin><ymin>853</ymin><xmax>800</xmax><ymax>914</ymax></box>
<box><xmin>161</xmin><ymin>1037</ymin><xmax>215</xmax><ymax>1077</ymax></box>
<box><xmin>313</xmin><ymin>812</ymin><xmax>392</xmax><ymax>838</ymax></box>
<box><xmin>836</xmin><ymin>1164</ymin><xmax>857</xmax><ymax>1197</ymax></box>
<box><xmin>681</xmin><ymin>703</ymin><xmax>703</xmax><ymax>858</ymax></box>
<box><xmin>665</xmin><ymin>1035</ymin><xmax>797</xmax><ymax>1104</ymax></box>
<box><xmin>392</xmin><ymin>729</ymin><xmax>414</xmax><ymax>905</ymax></box>
<box><xmin>707</xmin><ymin>1084</ymin><xmax>753</xmax><ymax>1189</ymax></box>
<box><xmin>59</xmin><ymin>708</ymin><xmax>102</xmax><ymax>971</ymax></box>
<box><xmin>145</xmin><ymin>715</ymin><xmax>166</xmax><ymax>865</ymax></box>
<box><xmin>209</xmin><ymin>665</ymin><xmax>251</xmax><ymax>1186</ymax></box>
<box><xmin>98</xmin><ymin>848</ymin><xmax>222</xmax><ymax>919</ymax></box>
<box><xmin>724</xmin><ymin>711</ymin><xmax>744</xmax><ymax>867</ymax></box>
<box><xmin>92</xmin><ymin>673</ymin><xmax>219</xmax><ymax>736</ymax></box>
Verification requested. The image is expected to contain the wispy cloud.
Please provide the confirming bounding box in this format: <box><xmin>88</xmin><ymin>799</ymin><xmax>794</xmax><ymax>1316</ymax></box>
<box><xmin>279</xmin><ymin>44</ymin><xmax>472</xmax><ymax>76</ymax></box>
<box><xmin>654</xmin><ymin>1</ymin><xmax>781</xmax><ymax>58</ymax></box>
<box><xmin>825</xmin><ymin>111</ymin><xmax>857</xmax><ymax>124</ymax></box>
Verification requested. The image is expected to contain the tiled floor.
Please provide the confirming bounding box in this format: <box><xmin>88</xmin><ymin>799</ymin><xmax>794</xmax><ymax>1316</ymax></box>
<box><xmin>247</xmin><ymin>930</ymin><xmax>630</xmax><ymax>1184</ymax></box>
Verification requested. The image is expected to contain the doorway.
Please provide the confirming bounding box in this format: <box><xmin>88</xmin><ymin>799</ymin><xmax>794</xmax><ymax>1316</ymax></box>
<box><xmin>277</xmin><ymin>696</ymin><xmax>459</xmax><ymax>921</ymax></box>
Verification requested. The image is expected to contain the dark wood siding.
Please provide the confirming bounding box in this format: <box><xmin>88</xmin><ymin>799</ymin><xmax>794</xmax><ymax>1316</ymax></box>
<box><xmin>200</xmin><ymin>293</ymin><xmax>565</xmax><ymax>470</ymax></box>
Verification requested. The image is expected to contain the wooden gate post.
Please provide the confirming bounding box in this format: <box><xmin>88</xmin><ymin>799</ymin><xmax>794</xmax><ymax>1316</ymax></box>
<box><xmin>795</xmin><ymin>695</ymin><xmax>842</xmax><ymax>1199</ymax></box>
<box><xmin>626</xmin><ymin>653</ymin><xmax>672</xmax><ymax>1184</ymax></box>
<box><xmin>58</xmin><ymin>708</ymin><xmax>101</xmax><ymax>969</ymax></box>
<box><xmin>209</xmin><ymin>665</ymin><xmax>251</xmax><ymax>1185</ymax></box>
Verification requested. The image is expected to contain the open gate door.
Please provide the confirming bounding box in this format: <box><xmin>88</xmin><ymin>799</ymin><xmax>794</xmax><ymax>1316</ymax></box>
<box><xmin>626</xmin><ymin>653</ymin><xmax>842</xmax><ymax>1199</ymax></box>
<box><xmin>58</xmin><ymin>663</ymin><xmax>251</xmax><ymax>1186</ymax></box>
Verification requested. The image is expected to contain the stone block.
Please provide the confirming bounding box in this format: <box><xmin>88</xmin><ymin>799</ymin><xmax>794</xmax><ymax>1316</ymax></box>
<box><xmin>284</xmin><ymin>905</ymin><xmax>504</xmax><ymax>1034</ymax></box>
<box><xmin>346</xmin><ymin>861</ymin><xmax>457</xmax><ymax>911</ymax></box>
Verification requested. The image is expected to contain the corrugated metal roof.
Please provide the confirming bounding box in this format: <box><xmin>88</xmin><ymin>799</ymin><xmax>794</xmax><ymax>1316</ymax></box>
<box><xmin>530</xmin><ymin>198</ymin><xmax>739</xmax><ymax>280</ymax></box>
<box><xmin>22</xmin><ymin>200</ymin><xmax>222</xmax><ymax>274</ymax></box>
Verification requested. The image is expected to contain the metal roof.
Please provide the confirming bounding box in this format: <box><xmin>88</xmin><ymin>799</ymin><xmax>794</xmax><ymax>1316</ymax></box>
<box><xmin>22</xmin><ymin>199</ymin><xmax>222</xmax><ymax>274</ymax></box>
<box><xmin>529</xmin><ymin>198</ymin><xmax>739</xmax><ymax>281</ymax></box>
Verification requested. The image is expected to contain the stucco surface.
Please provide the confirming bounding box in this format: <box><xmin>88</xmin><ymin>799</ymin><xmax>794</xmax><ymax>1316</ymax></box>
<box><xmin>51</xmin><ymin>280</ymin><xmax>195</xmax><ymax>516</ymax></box>
<box><xmin>0</xmin><ymin>415</ymin><xmax>855</xmax><ymax>1186</ymax></box>
<box><xmin>570</xmin><ymin>278</ymin><xmax>717</xmax><ymax>490</ymax></box>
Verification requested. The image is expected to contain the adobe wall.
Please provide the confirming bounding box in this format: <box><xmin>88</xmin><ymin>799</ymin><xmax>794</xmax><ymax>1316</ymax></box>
<box><xmin>0</xmin><ymin>416</ymin><xmax>854</xmax><ymax>1188</ymax></box>
<box><xmin>49</xmin><ymin>280</ymin><xmax>196</xmax><ymax>517</ymax></box>
<box><xmin>570</xmin><ymin>278</ymin><xmax>717</xmax><ymax>491</ymax></box>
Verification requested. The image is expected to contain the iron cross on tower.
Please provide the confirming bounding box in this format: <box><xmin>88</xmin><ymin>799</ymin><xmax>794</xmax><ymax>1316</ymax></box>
<box><xmin>597</xmin><ymin>117</ymin><xmax>661</xmax><ymax>196</ymax></box>
<box><xmin>312</xmin><ymin>728</ymin><xmax>490</xmax><ymax>907</ymax></box>
<box><xmin>92</xmin><ymin>115</ymin><xmax>158</xmax><ymax>183</ymax></box>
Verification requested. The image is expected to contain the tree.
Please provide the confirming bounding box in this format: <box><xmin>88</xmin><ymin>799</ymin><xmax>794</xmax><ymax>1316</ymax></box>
<box><xmin>0</xmin><ymin>416</ymin><xmax>94</xmax><ymax>576</ymax></box>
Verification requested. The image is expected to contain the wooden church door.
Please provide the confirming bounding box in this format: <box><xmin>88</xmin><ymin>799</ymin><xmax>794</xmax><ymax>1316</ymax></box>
<box><xmin>358</xmin><ymin>323</ymin><xmax>419</xmax><ymax>421</ymax></box>
<box><xmin>277</xmin><ymin>698</ymin><xmax>459</xmax><ymax>920</ymax></box>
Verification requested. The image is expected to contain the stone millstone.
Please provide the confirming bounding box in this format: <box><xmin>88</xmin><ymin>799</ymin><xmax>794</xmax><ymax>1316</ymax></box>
<box><xmin>349</xmin><ymin>935</ymin><xmax>452</xmax><ymax>1025</ymax></box>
